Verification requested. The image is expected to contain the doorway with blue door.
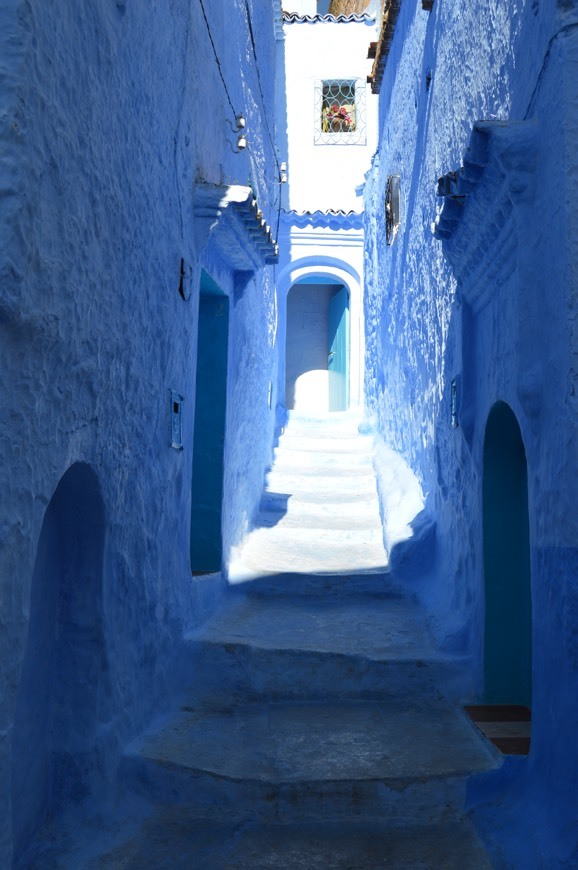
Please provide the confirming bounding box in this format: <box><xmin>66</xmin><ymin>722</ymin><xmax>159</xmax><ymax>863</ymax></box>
<box><xmin>482</xmin><ymin>401</ymin><xmax>532</xmax><ymax>708</ymax></box>
<box><xmin>285</xmin><ymin>277</ymin><xmax>350</xmax><ymax>412</ymax></box>
<box><xmin>190</xmin><ymin>270</ymin><xmax>229</xmax><ymax>574</ymax></box>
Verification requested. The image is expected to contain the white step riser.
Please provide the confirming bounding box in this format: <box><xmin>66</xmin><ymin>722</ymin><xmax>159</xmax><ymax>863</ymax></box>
<box><xmin>272</xmin><ymin>450</ymin><xmax>373</xmax><ymax>472</ymax></box>
<box><xmin>265</xmin><ymin>471</ymin><xmax>378</xmax><ymax>496</ymax></box>
<box><xmin>277</xmin><ymin>432</ymin><xmax>373</xmax><ymax>456</ymax></box>
<box><xmin>256</xmin><ymin>510</ymin><xmax>382</xmax><ymax>532</ymax></box>
<box><xmin>231</xmin><ymin>544</ymin><xmax>388</xmax><ymax>577</ymax></box>
<box><xmin>245</xmin><ymin>526</ymin><xmax>384</xmax><ymax>546</ymax></box>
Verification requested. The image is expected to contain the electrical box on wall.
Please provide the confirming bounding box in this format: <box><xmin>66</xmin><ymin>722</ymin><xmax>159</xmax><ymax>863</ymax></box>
<box><xmin>170</xmin><ymin>390</ymin><xmax>184</xmax><ymax>450</ymax></box>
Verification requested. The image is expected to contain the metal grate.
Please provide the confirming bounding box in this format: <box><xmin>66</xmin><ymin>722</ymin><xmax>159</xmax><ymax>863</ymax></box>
<box><xmin>314</xmin><ymin>79</ymin><xmax>367</xmax><ymax>145</ymax></box>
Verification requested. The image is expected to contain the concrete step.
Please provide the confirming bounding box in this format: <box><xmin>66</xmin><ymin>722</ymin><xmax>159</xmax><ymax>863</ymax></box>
<box><xmin>225</xmin><ymin>570</ymin><xmax>403</xmax><ymax>598</ymax></box>
<box><xmin>281</xmin><ymin>408</ymin><xmax>365</xmax><ymax>431</ymax></box>
<box><xmin>185</xmin><ymin>594</ymin><xmax>473</xmax><ymax>703</ymax></box>
<box><xmin>122</xmin><ymin>700</ymin><xmax>499</xmax><ymax>825</ymax></box>
<box><xmin>275</xmin><ymin>433</ymin><xmax>374</xmax><ymax>454</ymax></box>
<box><xmin>85</xmin><ymin>813</ymin><xmax>494</xmax><ymax>869</ymax></box>
<box><xmin>255</xmin><ymin>503</ymin><xmax>383</xmax><ymax>531</ymax></box>
<box><xmin>236</xmin><ymin>524</ymin><xmax>385</xmax><ymax>550</ymax></box>
<box><xmin>228</xmin><ymin>527</ymin><xmax>388</xmax><ymax>580</ymax></box>
<box><xmin>260</xmin><ymin>488</ymin><xmax>380</xmax><ymax>509</ymax></box>
<box><xmin>271</xmin><ymin>446</ymin><xmax>374</xmax><ymax>472</ymax></box>
<box><xmin>264</xmin><ymin>468</ymin><xmax>379</xmax><ymax>496</ymax></box>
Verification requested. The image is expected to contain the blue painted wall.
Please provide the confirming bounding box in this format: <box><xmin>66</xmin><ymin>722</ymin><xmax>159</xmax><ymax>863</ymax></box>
<box><xmin>363</xmin><ymin>0</ymin><xmax>578</xmax><ymax>863</ymax></box>
<box><xmin>0</xmin><ymin>0</ymin><xmax>279</xmax><ymax>862</ymax></box>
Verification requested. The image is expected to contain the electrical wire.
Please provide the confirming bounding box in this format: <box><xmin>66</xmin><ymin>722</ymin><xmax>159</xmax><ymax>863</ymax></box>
<box><xmin>243</xmin><ymin>0</ymin><xmax>281</xmax><ymax>176</ymax></box>
<box><xmin>197</xmin><ymin>0</ymin><xmax>238</xmax><ymax>119</ymax></box>
<box><xmin>198</xmin><ymin>0</ymin><xmax>283</xmax><ymax>247</ymax></box>
<box><xmin>243</xmin><ymin>0</ymin><xmax>284</xmax><ymax>241</ymax></box>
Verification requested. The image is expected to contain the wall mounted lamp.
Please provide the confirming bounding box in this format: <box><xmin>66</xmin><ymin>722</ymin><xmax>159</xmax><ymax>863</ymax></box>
<box><xmin>226</xmin><ymin>115</ymin><xmax>248</xmax><ymax>153</ymax></box>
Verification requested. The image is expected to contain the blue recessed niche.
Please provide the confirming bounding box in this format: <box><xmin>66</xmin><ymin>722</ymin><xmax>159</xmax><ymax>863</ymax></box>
<box><xmin>482</xmin><ymin>402</ymin><xmax>532</xmax><ymax>707</ymax></box>
<box><xmin>190</xmin><ymin>271</ymin><xmax>229</xmax><ymax>574</ymax></box>
<box><xmin>11</xmin><ymin>463</ymin><xmax>109</xmax><ymax>859</ymax></box>
<box><xmin>285</xmin><ymin>277</ymin><xmax>350</xmax><ymax>413</ymax></box>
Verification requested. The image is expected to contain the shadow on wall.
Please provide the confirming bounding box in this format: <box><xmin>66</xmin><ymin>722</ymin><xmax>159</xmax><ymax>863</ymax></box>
<box><xmin>388</xmin><ymin>508</ymin><xmax>437</xmax><ymax>583</ymax></box>
<box><xmin>11</xmin><ymin>463</ymin><xmax>110</xmax><ymax>862</ymax></box>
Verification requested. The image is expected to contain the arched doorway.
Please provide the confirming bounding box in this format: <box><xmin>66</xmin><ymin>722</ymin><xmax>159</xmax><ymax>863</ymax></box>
<box><xmin>285</xmin><ymin>277</ymin><xmax>350</xmax><ymax>412</ymax></box>
<box><xmin>12</xmin><ymin>463</ymin><xmax>108</xmax><ymax>859</ymax></box>
<box><xmin>483</xmin><ymin>402</ymin><xmax>532</xmax><ymax>706</ymax></box>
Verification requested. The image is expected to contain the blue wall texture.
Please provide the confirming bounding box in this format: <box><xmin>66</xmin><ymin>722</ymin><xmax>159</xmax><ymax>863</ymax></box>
<box><xmin>2</xmin><ymin>0</ymin><xmax>578</xmax><ymax>865</ymax></box>
<box><xmin>363</xmin><ymin>0</ymin><xmax>578</xmax><ymax>864</ymax></box>
<box><xmin>0</xmin><ymin>1</ymin><xmax>279</xmax><ymax>864</ymax></box>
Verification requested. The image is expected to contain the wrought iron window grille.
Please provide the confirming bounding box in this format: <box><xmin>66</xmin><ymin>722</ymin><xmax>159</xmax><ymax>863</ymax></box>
<box><xmin>314</xmin><ymin>79</ymin><xmax>367</xmax><ymax>145</ymax></box>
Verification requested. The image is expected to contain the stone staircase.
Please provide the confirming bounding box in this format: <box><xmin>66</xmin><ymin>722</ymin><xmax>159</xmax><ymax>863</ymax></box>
<box><xmin>87</xmin><ymin>414</ymin><xmax>499</xmax><ymax>867</ymax></box>
<box><xmin>228</xmin><ymin>412</ymin><xmax>390</xmax><ymax>582</ymax></box>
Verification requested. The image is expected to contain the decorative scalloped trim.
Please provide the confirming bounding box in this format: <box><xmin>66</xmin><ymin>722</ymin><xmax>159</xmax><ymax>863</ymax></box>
<box><xmin>282</xmin><ymin>12</ymin><xmax>376</xmax><ymax>24</ymax></box>
<box><xmin>281</xmin><ymin>209</ymin><xmax>364</xmax><ymax>229</ymax></box>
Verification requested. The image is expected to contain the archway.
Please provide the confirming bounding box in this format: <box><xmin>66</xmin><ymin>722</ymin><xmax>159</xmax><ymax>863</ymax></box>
<box><xmin>285</xmin><ymin>277</ymin><xmax>350</xmax><ymax>412</ymax></box>
<box><xmin>275</xmin><ymin>258</ymin><xmax>363</xmax><ymax>412</ymax></box>
<box><xmin>12</xmin><ymin>463</ymin><xmax>108</xmax><ymax>859</ymax></box>
<box><xmin>482</xmin><ymin>402</ymin><xmax>532</xmax><ymax>706</ymax></box>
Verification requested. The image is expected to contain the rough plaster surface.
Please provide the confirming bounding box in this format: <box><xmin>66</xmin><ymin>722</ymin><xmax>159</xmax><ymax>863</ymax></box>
<box><xmin>2</xmin><ymin>0</ymin><xmax>578</xmax><ymax>865</ymax></box>
<box><xmin>0</xmin><ymin>1</ymin><xmax>279</xmax><ymax>864</ymax></box>
<box><xmin>363</xmin><ymin>0</ymin><xmax>578</xmax><ymax>864</ymax></box>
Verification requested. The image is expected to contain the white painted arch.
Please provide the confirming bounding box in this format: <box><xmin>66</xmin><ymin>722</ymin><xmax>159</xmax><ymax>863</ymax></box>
<box><xmin>276</xmin><ymin>257</ymin><xmax>364</xmax><ymax>412</ymax></box>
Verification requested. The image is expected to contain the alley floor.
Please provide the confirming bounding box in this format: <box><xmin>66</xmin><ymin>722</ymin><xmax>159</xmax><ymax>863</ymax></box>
<box><xmin>23</xmin><ymin>414</ymin><xmax>501</xmax><ymax>869</ymax></box>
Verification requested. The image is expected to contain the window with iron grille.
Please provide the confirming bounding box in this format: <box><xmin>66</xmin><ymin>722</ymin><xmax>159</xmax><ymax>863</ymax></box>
<box><xmin>314</xmin><ymin>79</ymin><xmax>366</xmax><ymax>145</ymax></box>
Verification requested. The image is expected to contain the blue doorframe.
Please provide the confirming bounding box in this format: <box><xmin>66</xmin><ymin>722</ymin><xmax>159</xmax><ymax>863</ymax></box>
<box><xmin>328</xmin><ymin>284</ymin><xmax>350</xmax><ymax>412</ymax></box>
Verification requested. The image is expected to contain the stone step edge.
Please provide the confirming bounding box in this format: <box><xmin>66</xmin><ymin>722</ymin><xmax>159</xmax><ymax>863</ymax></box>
<box><xmin>186</xmin><ymin>635</ymin><xmax>456</xmax><ymax>663</ymax></box>
<box><xmin>124</xmin><ymin>750</ymin><xmax>494</xmax><ymax>788</ymax></box>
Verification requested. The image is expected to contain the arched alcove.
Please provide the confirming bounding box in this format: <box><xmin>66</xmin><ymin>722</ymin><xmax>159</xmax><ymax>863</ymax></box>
<box><xmin>286</xmin><ymin>277</ymin><xmax>350</xmax><ymax>412</ymax></box>
<box><xmin>12</xmin><ymin>463</ymin><xmax>108</xmax><ymax>858</ymax></box>
<box><xmin>190</xmin><ymin>270</ymin><xmax>229</xmax><ymax>573</ymax></box>
<box><xmin>483</xmin><ymin>402</ymin><xmax>532</xmax><ymax>706</ymax></box>
<box><xmin>276</xmin><ymin>259</ymin><xmax>362</xmax><ymax>412</ymax></box>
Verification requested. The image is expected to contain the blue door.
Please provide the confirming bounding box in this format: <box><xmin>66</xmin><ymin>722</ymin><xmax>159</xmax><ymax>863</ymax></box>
<box><xmin>328</xmin><ymin>285</ymin><xmax>349</xmax><ymax>412</ymax></box>
<box><xmin>483</xmin><ymin>402</ymin><xmax>532</xmax><ymax>705</ymax></box>
<box><xmin>190</xmin><ymin>273</ymin><xmax>229</xmax><ymax>573</ymax></box>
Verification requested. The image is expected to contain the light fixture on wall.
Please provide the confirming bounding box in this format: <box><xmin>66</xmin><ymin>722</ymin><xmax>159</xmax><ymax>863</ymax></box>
<box><xmin>226</xmin><ymin>115</ymin><xmax>248</xmax><ymax>153</ymax></box>
<box><xmin>280</xmin><ymin>162</ymin><xmax>288</xmax><ymax>184</ymax></box>
<box><xmin>385</xmin><ymin>175</ymin><xmax>401</xmax><ymax>245</ymax></box>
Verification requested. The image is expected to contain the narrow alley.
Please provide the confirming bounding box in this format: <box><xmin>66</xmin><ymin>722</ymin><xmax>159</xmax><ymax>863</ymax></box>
<box><xmin>2</xmin><ymin>0</ymin><xmax>577</xmax><ymax>867</ymax></box>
